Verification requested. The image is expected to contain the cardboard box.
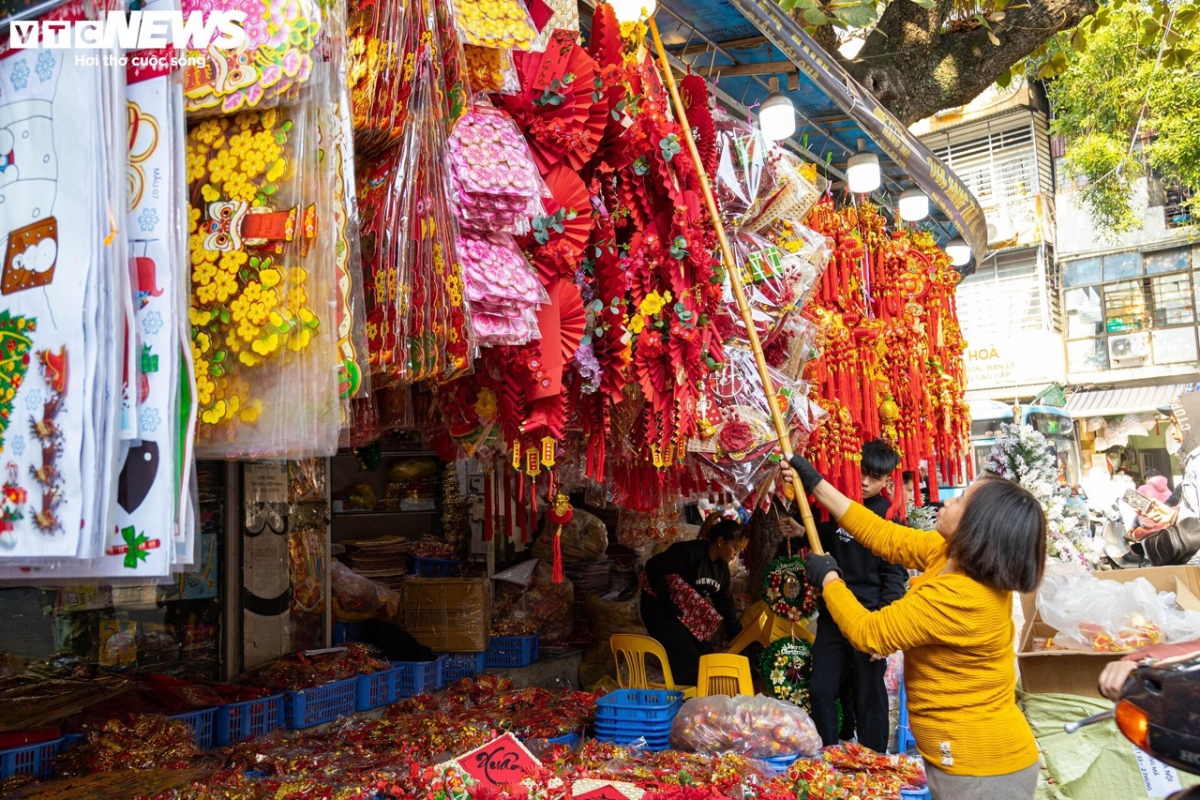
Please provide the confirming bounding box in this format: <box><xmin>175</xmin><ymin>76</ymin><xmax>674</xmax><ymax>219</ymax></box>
<box><xmin>1018</xmin><ymin>565</ymin><xmax>1200</xmax><ymax>697</ymax></box>
<box><xmin>402</xmin><ymin>578</ymin><xmax>490</xmax><ymax>652</ymax></box>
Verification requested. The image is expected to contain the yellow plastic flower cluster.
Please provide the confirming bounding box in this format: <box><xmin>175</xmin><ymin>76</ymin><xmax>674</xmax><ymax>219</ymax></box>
<box><xmin>186</xmin><ymin>110</ymin><xmax>319</xmax><ymax>434</ymax></box>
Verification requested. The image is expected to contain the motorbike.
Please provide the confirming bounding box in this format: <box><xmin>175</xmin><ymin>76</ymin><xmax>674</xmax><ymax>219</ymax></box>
<box><xmin>1067</xmin><ymin>655</ymin><xmax>1200</xmax><ymax>798</ymax></box>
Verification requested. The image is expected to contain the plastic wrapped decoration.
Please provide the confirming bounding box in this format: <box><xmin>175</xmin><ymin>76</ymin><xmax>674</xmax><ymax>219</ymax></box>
<box><xmin>319</xmin><ymin>0</ymin><xmax>371</xmax><ymax>404</ymax></box>
<box><xmin>406</xmin><ymin>56</ymin><xmax>477</xmax><ymax>383</ymax></box>
<box><xmin>670</xmin><ymin>695</ymin><xmax>822</xmax><ymax>758</ymax></box>
<box><xmin>688</xmin><ymin>345</ymin><xmax>815</xmax><ymax>497</ymax></box>
<box><xmin>356</xmin><ymin>55</ymin><xmax>476</xmax><ymax>387</ymax></box>
<box><xmin>464</xmin><ymin>45</ymin><xmax>519</xmax><ymax>94</ymax></box>
<box><xmin>745</xmin><ymin>149</ymin><xmax>821</xmax><ymax>235</ymax></box>
<box><xmin>186</xmin><ymin>106</ymin><xmax>341</xmax><ymax>458</ymax></box>
<box><xmin>717</xmin><ymin>229</ymin><xmax>822</xmax><ymax>348</ymax></box>
<box><xmin>182</xmin><ymin>0</ymin><xmax>323</xmax><ymax>116</ymax></box>
<box><xmin>451</xmin><ymin>0</ymin><xmax>539</xmax><ymax>50</ymax></box>
<box><xmin>347</xmin><ymin>0</ymin><xmax>420</xmax><ymax>159</ymax></box>
<box><xmin>712</xmin><ymin>106</ymin><xmax>769</xmax><ymax>230</ymax></box>
<box><xmin>764</xmin><ymin>314</ymin><xmax>821</xmax><ymax>382</ymax></box>
<box><xmin>459</xmin><ymin>230</ymin><xmax>547</xmax><ymax>346</ymax></box>
<box><xmin>446</xmin><ymin>104</ymin><xmax>546</xmax><ymax>234</ymax></box>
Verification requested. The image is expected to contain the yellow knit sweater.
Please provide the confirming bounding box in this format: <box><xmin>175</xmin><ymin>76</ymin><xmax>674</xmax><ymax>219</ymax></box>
<box><xmin>821</xmin><ymin>503</ymin><xmax>1039</xmax><ymax>777</ymax></box>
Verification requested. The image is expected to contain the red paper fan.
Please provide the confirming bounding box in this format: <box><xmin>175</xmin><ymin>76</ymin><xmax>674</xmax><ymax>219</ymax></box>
<box><xmin>588</xmin><ymin>3</ymin><xmax>624</xmax><ymax>68</ymax></box>
<box><xmin>529</xmin><ymin>279</ymin><xmax>585</xmax><ymax>401</ymax></box>
<box><xmin>680</xmin><ymin>75</ymin><xmax>717</xmax><ymax>178</ymax></box>
<box><xmin>505</xmin><ymin>30</ymin><xmax>603</xmax><ymax>174</ymax></box>
<box><xmin>528</xmin><ymin>165</ymin><xmax>592</xmax><ymax>285</ymax></box>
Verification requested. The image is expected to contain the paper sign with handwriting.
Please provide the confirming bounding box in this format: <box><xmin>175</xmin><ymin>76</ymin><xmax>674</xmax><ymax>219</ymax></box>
<box><xmin>456</xmin><ymin>734</ymin><xmax>541</xmax><ymax>786</ymax></box>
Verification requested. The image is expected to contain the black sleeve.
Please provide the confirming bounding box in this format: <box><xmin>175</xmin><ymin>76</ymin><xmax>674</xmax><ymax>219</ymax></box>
<box><xmin>645</xmin><ymin>543</ymin><xmax>696</xmax><ymax>614</ymax></box>
<box><xmin>1168</xmin><ymin>483</ymin><xmax>1184</xmax><ymax>508</ymax></box>
<box><xmin>711</xmin><ymin>572</ymin><xmax>742</xmax><ymax>638</ymax></box>
<box><xmin>879</xmin><ymin>558</ymin><xmax>908</xmax><ymax>606</ymax></box>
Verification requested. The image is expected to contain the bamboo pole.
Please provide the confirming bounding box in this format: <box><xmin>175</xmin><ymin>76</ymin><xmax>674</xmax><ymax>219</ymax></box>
<box><xmin>646</xmin><ymin>16</ymin><xmax>824</xmax><ymax>556</ymax></box>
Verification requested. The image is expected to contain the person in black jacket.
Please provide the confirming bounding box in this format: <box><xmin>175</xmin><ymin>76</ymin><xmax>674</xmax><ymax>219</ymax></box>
<box><xmin>640</xmin><ymin>518</ymin><xmax>748</xmax><ymax>685</ymax></box>
<box><xmin>808</xmin><ymin>439</ymin><xmax>908</xmax><ymax>752</ymax></box>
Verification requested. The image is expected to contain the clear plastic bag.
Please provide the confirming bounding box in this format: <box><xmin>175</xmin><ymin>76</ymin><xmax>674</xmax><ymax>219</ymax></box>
<box><xmin>716</xmin><ymin>229</ymin><xmax>822</xmax><ymax>348</ymax></box>
<box><xmin>745</xmin><ymin>150</ymin><xmax>822</xmax><ymax>234</ymax></box>
<box><xmin>712</xmin><ymin>107</ymin><xmax>769</xmax><ymax>230</ymax></box>
<box><xmin>451</xmin><ymin>0</ymin><xmax>539</xmax><ymax>51</ymax></box>
<box><xmin>669</xmin><ymin>694</ymin><xmax>822</xmax><ymax>758</ymax></box>
<box><xmin>182</xmin><ymin>0</ymin><xmax>325</xmax><ymax>117</ymax></box>
<box><xmin>458</xmin><ymin>229</ymin><xmax>547</xmax><ymax>346</ymax></box>
<box><xmin>465</xmin><ymin>45</ymin><xmax>520</xmax><ymax>94</ymax></box>
<box><xmin>447</xmin><ymin>104</ymin><xmax>546</xmax><ymax>234</ymax></box>
<box><xmin>187</xmin><ymin>103</ymin><xmax>341</xmax><ymax>458</ymax></box>
<box><xmin>347</xmin><ymin>0</ymin><xmax>421</xmax><ymax>159</ymax></box>
<box><xmin>688</xmin><ymin>345</ymin><xmax>815</xmax><ymax>498</ymax></box>
<box><xmin>1037</xmin><ymin>572</ymin><xmax>1171</xmax><ymax>652</ymax></box>
<box><xmin>332</xmin><ymin>561</ymin><xmax>401</xmax><ymax>622</ymax></box>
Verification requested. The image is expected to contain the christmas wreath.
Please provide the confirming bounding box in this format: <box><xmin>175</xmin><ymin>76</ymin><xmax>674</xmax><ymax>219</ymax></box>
<box><xmin>761</xmin><ymin>636</ymin><xmax>813</xmax><ymax>709</ymax></box>
<box><xmin>762</xmin><ymin>555</ymin><xmax>816</xmax><ymax>622</ymax></box>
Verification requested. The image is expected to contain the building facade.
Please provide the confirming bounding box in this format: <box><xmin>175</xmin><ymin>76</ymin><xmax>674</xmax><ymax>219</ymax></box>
<box><xmin>914</xmin><ymin>81</ymin><xmax>1200</xmax><ymax>491</ymax></box>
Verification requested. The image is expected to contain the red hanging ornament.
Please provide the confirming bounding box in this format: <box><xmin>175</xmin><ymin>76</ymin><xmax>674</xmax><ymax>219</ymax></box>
<box><xmin>545</xmin><ymin>493</ymin><xmax>574</xmax><ymax>584</ymax></box>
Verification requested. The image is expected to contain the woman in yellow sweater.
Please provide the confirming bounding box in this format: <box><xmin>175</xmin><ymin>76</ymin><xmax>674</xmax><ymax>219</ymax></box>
<box><xmin>782</xmin><ymin>455</ymin><xmax>1047</xmax><ymax>800</ymax></box>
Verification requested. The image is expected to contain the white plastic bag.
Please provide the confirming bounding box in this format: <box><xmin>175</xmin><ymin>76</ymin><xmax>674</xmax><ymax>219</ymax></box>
<box><xmin>669</xmin><ymin>694</ymin><xmax>822</xmax><ymax>757</ymax></box>
<box><xmin>1038</xmin><ymin>572</ymin><xmax>1167</xmax><ymax>651</ymax></box>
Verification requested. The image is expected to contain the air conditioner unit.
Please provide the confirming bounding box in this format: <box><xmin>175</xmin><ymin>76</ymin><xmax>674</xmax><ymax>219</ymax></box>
<box><xmin>1109</xmin><ymin>332</ymin><xmax>1151</xmax><ymax>366</ymax></box>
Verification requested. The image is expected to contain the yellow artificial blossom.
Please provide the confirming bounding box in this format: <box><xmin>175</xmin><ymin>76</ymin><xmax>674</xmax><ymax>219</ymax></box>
<box><xmin>474</xmin><ymin>387</ymin><xmax>498</xmax><ymax>422</ymax></box>
<box><xmin>186</xmin><ymin>111</ymin><xmax>321</xmax><ymax>446</ymax></box>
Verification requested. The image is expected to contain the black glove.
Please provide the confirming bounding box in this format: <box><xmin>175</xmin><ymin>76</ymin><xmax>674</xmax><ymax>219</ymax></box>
<box><xmin>788</xmin><ymin>454</ymin><xmax>825</xmax><ymax>494</ymax></box>
<box><xmin>806</xmin><ymin>553</ymin><xmax>843</xmax><ymax>588</ymax></box>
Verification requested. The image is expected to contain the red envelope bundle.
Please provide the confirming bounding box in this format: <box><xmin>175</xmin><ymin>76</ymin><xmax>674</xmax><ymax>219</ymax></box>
<box><xmin>666</xmin><ymin>575</ymin><xmax>724</xmax><ymax>642</ymax></box>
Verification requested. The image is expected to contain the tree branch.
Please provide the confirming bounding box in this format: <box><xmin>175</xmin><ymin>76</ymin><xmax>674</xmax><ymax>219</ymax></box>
<box><xmin>845</xmin><ymin>0</ymin><xmax>1098</xmax><ymax>125</ymax></box>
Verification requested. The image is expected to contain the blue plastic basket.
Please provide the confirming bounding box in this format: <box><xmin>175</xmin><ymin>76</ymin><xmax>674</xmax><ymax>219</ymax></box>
<box><xmin>485</xmin><ymin>635</ymin><xmax>539</xmax><ymax>668</ymax></box>
<box><xmin>594</xmin><ymin>689</ymin><xmax>684</xmax><ymax>723</ymax></box>
<box><xmin>284</xmin><ymin>678</ymin><xmax>358</xmax><ymax>729</ymax></box>
<box><xmin>438</xmin><ymin>651</ymin><xmax>486</xmax><ymax>682</ymax></box>
<box><xmin>412</xmin><ymin>556</ymin><xmax>460</xmax><ymax>577</ymax></box>
<box><xmin>169</xmin><ymin>707</ymin><xmax>217</xmax><ymax>749</ymax></box>
<box><xmin>592</xmin><ymin>724</ymin><xmax>671</xmax><ymax>751</ymax></box>
<box><xmin>900</xmin><ymin>788</ymin><xmax>931</xmax><ymax>800</ymax></box>
<box><xmin>759</xmin><ymin>753</ymin><xmax>800</xmax><ymax>774</ymax></box>
<box><xmin>592</xmin><ymin>719</ymin><xmax>675</xmax><ymax>739</ymax></box>
<box><xmin>215</xmin><ymin>695</ymin><xmax>284</xmax><ymax>746</ymax></box>
<box><xmin>897</xmin><ymin>683</ymin><xmax>916</xmax><ymax>754</ymax></box>
<box><xmin>356</xmin><ymin>667</ymin><xmax>401</xmax><ymax>711</ymax></box>
<box><xmin>393</xmin><ymin>657</ymin><xmax>444</xmax><ymax>697</ymax></box>
<box><xmin>0</xmin><ymin>737</ymin><xmax>62</xmax><ymax>780</ymax></box>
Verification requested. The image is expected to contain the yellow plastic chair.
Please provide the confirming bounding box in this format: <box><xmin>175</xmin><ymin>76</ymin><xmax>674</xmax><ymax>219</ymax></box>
<box><xmin>725</xmin><ymin>601</ymin><xmax>815</xmax><ymax>655</ymax></box>
<box><xmin>610</xmin><ymin>634</ymin><xmax>697</xmax><ymax>698</ymax></box>
<box><xmin>696</xmin><ymin>653</ymin><xmax>754</xmax><ymax>697</ymax></box>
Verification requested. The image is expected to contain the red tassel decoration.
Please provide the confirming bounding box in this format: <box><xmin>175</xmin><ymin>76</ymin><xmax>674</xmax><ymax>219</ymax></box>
<box><xmin>545</xmin><ymin>493</ymin><xmax>574</xmax><ymax>584</ymax></box>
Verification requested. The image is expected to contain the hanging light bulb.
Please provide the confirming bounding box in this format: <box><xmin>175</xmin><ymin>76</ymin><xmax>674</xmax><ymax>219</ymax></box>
<box><xmin>758</xmin><ymin>77</ymin><xmax>795</xmax><ymax>142</ymax></box>
<box><xmin>846</xmin><ymin>138</ymin><xmax>880</xmax><ymax>194</ymax></box>
<box><xmin>945</xmin><ymin>236</ymin><xmax>972</xmax><ymax>267</ymax></box>
<box><xmin>898</xmin><ymin>187</ymin><xmax>929</xmax><ymax>221</ymax></box>
<box><xmin>610</xmin><ymin>0</ymin><xmax>657</xmax><ymax>23</ymax></box>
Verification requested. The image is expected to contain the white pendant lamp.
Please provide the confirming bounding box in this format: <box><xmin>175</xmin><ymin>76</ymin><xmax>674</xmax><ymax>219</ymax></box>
<box><xmin>898</xmin><ymin>187</ymin><xmax>929</xmax><ymax>222</ymax></box>
<box><xmin>945</xmin><ymin>236</ymin><xmax>972</xmax><ymax>267</ymax></box>
<box><xmin>610</xmin><ymin>0</ymin><xmax>657</xmax><ymax>23</ymax></box>
<box><xmin>846</xmin><ymin>138</ymin><xmax>881</xmax><ymax>194</ymax></box>
<box><xmin>758</xmin><ymin>77</ymin><xmax>795</xmax><ymax>142</ymax></box>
